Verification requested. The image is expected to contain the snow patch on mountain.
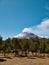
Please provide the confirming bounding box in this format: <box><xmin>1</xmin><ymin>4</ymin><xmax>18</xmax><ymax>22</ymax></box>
<box><xmin>14</xmin><ymin>28</ymin><xmax>37</xmax><ymax>39</ymax></box>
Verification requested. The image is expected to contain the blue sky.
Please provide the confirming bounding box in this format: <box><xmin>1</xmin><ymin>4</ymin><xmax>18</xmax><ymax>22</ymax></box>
<box><xmin>0</xmin><ymin>0</ymin><xmax>49</xmax><ymax>39</ymax></box>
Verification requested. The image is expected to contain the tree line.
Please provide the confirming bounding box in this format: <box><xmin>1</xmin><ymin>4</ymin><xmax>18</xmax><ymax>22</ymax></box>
<box><xmin>0</xmin><ymin>35</ymin><xmax>49</xmax><ymax>57</ymax></box>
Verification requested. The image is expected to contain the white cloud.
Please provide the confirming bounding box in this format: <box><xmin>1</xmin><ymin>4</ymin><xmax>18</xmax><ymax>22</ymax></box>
<box><xmin>22</xmin><ymin>28</ymin><xmax>31</xmax><ymax>33</ymax></box>
<box><xmin>31</xmin><ymin>19</ymin><xmax>49</xmax><ymax>38</ymax></box>
<box><xmin>37</xmin><ymin>19</ymin><xmax>49</xmax><ymax>28</ymax></box>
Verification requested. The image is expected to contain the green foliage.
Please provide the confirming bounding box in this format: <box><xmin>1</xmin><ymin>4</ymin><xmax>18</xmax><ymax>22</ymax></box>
<box><xmin>0</xmin><ymin>36</ymin><xmax>49</xmax><ymax>57</ymax></box>
<box><xmin>0</xmin><ymin>35</ymin><xmax>3</xmax><ymax>51</ymax></box>
<box><xmin>39</xmin><ymin>38</ymin><xmax>46</xmax><ymax>53</ymax></box>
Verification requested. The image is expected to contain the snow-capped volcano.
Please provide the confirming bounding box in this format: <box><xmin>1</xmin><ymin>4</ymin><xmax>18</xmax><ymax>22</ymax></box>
<box><xmin>14</xmin><ymin>32</ymin><xmax>37</xmax><ymax>39</ymax></box>
<box><xmin>14</xmin><ymin>28</ymin><xmax>37</xmax><ymax>39</ymax></box>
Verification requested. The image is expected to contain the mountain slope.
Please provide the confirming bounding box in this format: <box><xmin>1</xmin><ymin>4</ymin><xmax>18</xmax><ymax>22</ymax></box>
<box><xmin>14</xmin><ymin>31</ymin><xmax>37</xmax><ymax>39</ymax></box>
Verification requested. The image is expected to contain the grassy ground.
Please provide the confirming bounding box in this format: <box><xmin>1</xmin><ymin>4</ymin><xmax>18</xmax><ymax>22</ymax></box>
<box><xmin>0</xmin><ymin>57</ymin><xmax>49</xmax><ymax>65</ymax></box>
<box><xmin>0</xmin><ymin>53</ymin><xmax>49</xmax><ymax>65</ymax></box>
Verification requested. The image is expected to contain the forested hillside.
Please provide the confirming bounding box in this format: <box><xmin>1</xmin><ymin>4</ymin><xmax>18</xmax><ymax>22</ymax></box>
<box><xmin>0</xmin><ymin>36</ymin><xmax>49</xmax><ymax>57</ymax></box>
